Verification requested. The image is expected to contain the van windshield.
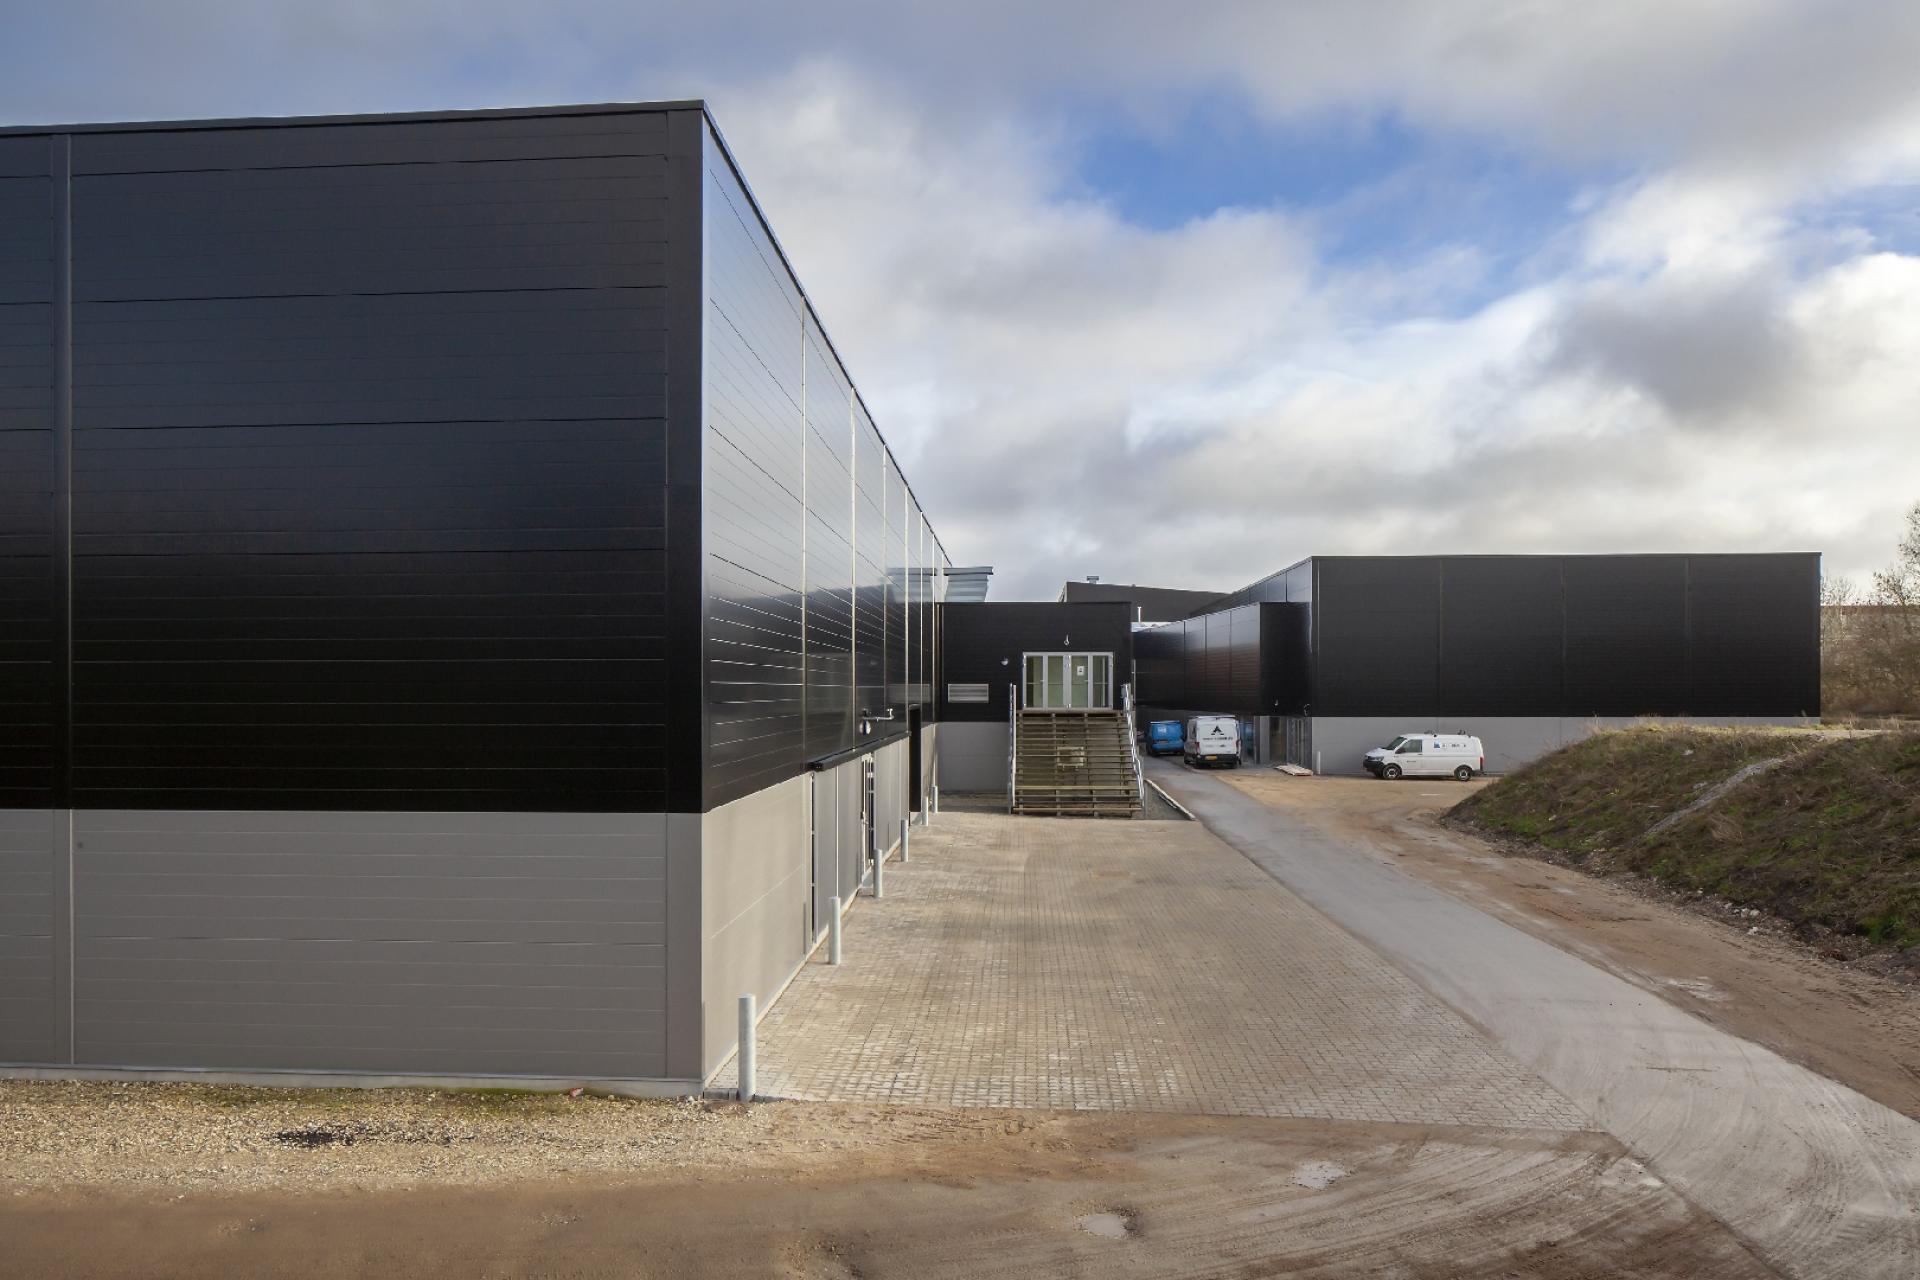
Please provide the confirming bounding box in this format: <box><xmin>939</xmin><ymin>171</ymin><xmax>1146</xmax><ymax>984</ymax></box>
<box><xmin>1384</xmin><ymin>736</ymin><xmax>1408</xmax><ymax>751</ymax></box>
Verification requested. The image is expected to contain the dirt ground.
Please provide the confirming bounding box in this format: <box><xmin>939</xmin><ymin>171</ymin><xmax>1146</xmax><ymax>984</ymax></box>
<box><xmin>1221</xmin><ymin>770</ymin><xmax>1920</xmax><ymax>1121</ymax></box>
<box><xmin>1</xmin><ymin>1084</ymin><xmax>1767</xmax><ymax>1279</ymax></box>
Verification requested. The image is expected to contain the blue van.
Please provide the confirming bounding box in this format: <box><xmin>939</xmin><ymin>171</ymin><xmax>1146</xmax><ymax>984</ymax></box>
<box><xmin>1146</xmin><ymin>720</ymin><xmax>1185</xmax><ymax>756</ymax></box>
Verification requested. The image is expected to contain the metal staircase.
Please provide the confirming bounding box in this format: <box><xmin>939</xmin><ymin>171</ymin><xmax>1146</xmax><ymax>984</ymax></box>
<box><xmin>1008</xmin><ymin>684</ymin><xmax>1145</xmax><ymax>818</ymax></box>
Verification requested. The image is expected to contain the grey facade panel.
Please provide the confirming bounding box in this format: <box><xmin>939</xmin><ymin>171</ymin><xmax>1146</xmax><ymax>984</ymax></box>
<box><xmin>0</xmin><ymin>809</ymin><xmax>57</xmax><ymax>1063</ymax></box>
<box><xmin>67</xmin><ymin>810</ymin><xmax>668</xmax><ymax>1078</ymax></box>
<box><xmin>698</xmin><ymin>774</ymin><xmax>808</xmax><ymax>1073</ymax></box>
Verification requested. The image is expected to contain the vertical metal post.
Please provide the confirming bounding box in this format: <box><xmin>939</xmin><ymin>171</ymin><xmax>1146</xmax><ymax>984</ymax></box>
<box><xmin>873</xmin><ymin>840</ymin><xmax>884</xmax><ymax>899</ymax></box>
<box><xmin>932</xmin><ymin>783</ymin><xmax>939</xmax><ymax>815</ymax></box>
<box><xmin>900</xmin><ymin>816</ymin><xmax>910</xmax><ymax>863</ymax></box>
<box><xmin>828</xmin><ymin>896</ymin><xmax>842</xmax><ymax>965</ymax></box>
<box><xmin>737</xmin><ymin>994</ymin><xmax>756</xmax><ymax>1103</ymax></box>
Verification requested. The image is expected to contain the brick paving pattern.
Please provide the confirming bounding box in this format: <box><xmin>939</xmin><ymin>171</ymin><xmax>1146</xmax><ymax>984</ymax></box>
<box><xmin>716</xmin><ymin>811</ymin><xmax>1588</xmax><ymax>1129</ymax></box>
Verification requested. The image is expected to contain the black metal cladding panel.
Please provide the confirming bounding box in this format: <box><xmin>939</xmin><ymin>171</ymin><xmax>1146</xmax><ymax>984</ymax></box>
<box><xmin>1225</xmin><ymin>605</ymin><xmax>1263</xmax><ymax>710</ymax></box>
<box><xmin>64</xmin><ymin>113</ymin><xmax>677</xmax><ymax>811</ymax></box>
<box><xmin>1260</xmin><ymin>602</ymin><xmax>1309</xmax><ymax>714</ymax></box>
<box><xmin>937</xmin><ymin>603</ymin><xmax>1134</xmax><ymax>722</ymax></box>
<box><xmin>1688</xmin><ymin>554</ymin><xmax>1819</xmax><ymax>715</ymax></box>
<box><xmin>914</xmin><ymin>513</ymin><xmax>934</xmax><ymax>710</ymax></box>
<box><xmin>1133</xmin><ymin>625</ymin><xmax>1184</xmax><ymax>709</ymax></box>
<box><xmin>0</xmin><ymin>139</ymin><xmax>55</xmax><ymax>806</ymax></box>
<box><xmin>852</xmin><ymin>403</ymin><xmax>886</xmax><ymax>724</ymax></box>
<box><xmin>884</xmin><ymin>453</ymin><xmax>908</xmax><ymax>715</ymax></box>
<box><xmin>1563</xmin><ymin>556</ymin><xmax>1690</xmax><ymax>715</ymax></box>
<box><xmin>1197</xmin><ymin>611</ymin><xmax>1231</xmax><ymax>708</ymax></box>
<box><xmin>1205</xmin><ymin>556</ymin><xmax>1312</xmax><ymax>612</ymax></box>
<box><xmin>803</xmin><ymin>326</ymin><xmax>854</xmax><ymax>763</ymax></box>
<box><xmin>1314</xmin><ymin>558</ymin><xmax>1441</xmax><ymax>717</ymax></box>
<box><xmin>1438</xmin><ymin>557</ymin><xmax>1565</xmax><ymax>716</ymax></box>
<box><xmin>701</xmin><ymin>139</ymin><xmax>807</xmax><ymax>803</ymax></box>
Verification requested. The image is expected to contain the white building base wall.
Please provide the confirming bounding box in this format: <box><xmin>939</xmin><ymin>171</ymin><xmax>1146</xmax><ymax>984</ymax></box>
<box><xmin>1307</xmin><ymin>715</ymin><xmax>1818</xmax><ymax>778</ymax></box>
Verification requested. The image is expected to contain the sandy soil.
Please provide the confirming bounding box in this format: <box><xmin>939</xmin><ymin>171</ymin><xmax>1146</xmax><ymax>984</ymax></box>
<box><xmin>1221</xmin><ymin>771</ymin><xmax>1920</xmax><ymax>1121</ymax></box>
<box><xmin>1</xmin><ymin>1085</ymin><xmax>1766</xmax><ymax>1278</ymax></box>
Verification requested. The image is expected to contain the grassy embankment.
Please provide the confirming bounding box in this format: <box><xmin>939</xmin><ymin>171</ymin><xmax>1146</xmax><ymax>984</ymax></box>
<box><xmin>1452</xmin><ymin>726</ymin><xmax>1920</xmax><ymax>951</ymax></box>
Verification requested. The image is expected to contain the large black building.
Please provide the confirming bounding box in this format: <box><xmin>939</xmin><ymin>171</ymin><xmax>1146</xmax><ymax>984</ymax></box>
<box><xmin>1136</xmin><ymin>554</ymin><xmax>1821</xmax><ymax>773</ymax></box>
<box><xmin>0</xmin><ymin>102</ymin><xmax>948</xmax><ymax>1089</ymax></box>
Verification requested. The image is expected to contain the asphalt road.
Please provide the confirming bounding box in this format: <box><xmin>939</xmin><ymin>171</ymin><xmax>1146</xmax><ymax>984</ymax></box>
<box><xmin>1147</xmin><ymin>757</ymin><xmax>1920</xmax><ymax>1280</ymax></box>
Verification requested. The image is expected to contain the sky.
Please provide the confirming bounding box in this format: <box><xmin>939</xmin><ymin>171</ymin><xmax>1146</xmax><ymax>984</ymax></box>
<box><xmin>6</xmin><ymin>2</ymin><xmax>1918</xmax><ymax>600</ymax></box>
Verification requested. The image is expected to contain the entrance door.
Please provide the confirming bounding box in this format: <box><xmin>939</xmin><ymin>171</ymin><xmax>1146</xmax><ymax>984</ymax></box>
<box><xmin>1022</xmin><ymin>652</ymin><xmax>1113</xmax><ymax>709</ymax></box>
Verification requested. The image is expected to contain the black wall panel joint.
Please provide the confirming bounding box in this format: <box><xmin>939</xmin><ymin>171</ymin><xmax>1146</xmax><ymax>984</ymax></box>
<box><xmin>52</xmin><ymin>133</ymin><xmax>73</xmax><ymax>808</ymax></box>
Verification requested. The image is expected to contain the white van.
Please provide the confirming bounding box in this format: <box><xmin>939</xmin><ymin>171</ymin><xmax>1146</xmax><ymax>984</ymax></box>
<box><xmin>1363</xmin><ymin>733</ymin><xmax>1484</xmax><ymax>781</ymax></box>
<box><xmin>1184</xmin><ymin>716</ymin><xmax>1242</xmax><ymax>769</ymax></box>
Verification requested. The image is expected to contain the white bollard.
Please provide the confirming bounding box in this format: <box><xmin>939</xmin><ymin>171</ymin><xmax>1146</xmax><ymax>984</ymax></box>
<box><xmin>873</xmin><ymin>843</ymin><xmax>884</xmax><ymax>899</ymax></box>
<box><xmin>932</xmin><ymin>783</ymin><xmax>940</xmax><ymax>815</ymax></box>
<box><xmin>737</xmin><ymin>994</ymin><xmax>756</xmax><ymax>1103</ymax></box>
<box><xmin>829</xmin><ymin>896</ymin><xmax>842</xmax><ymax>965</ymax></box>
<box><xmin>901</xmin><ymin>817</ymin><xmax>910</xmax><ymax>863</ymax></box>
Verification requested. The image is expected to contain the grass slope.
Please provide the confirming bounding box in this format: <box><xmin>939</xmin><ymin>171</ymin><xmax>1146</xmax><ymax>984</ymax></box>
<box><xmin>1453</xmin><ymin>726</ymin><xmax>1920</xmax><ymax>950</ymax></box>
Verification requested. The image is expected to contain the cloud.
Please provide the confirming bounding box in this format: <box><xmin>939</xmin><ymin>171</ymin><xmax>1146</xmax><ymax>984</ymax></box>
<box><xmin>702</xmin><ymin>59</ymin><xmax>1920</xmax><ymax>597</ymax></box>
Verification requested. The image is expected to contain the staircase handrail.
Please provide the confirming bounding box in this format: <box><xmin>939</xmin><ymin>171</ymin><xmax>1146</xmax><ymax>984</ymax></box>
<box><xmin>1007</xmin><ymin>681</ymin><xmax>1018</xmax><ymax>813</ymax></box>
<box><xmin>1121</xmin><ymin>682</ymin><xmax>1144</xmax><ymax>807</ymax></box>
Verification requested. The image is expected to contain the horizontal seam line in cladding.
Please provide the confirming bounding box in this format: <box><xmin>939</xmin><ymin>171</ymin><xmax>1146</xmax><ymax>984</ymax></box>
<box><xmin>73</xmin><ymin>656</ymin><xmax>664</xmax><ymax>666</ymax></box>
<box><xmin>79</xmin><ymin>350</ymin><xmax>663</xmax><ymax>374</ymax></box>
<box><xmin>74</xmin><ymin>937</ymin><xmax>661</xmax><ymax>951</ymax></box>
<box><xmin>76</xmin><ymin>150</ymin><xmax>670</xmax><ymax>180</ymax></box>
<box><xmin>77</xmin><ymin>554</ymin><xmax>666</xmax><ymax>566</ymax></box>
<box><xmin>77</xmin><ymin>526</ymin><xmax>664</xmax><ymax>541</ymax></box>
<box><xmin>706</xmin><ymin>430</ymin><xmax>803</xmax><ymax>496</ymax></box>
<box><xmin>65</xmin><ymin>1045</ymin><xmax>666</xmax><ymax>1061</ymax></box>
<box><xmin>71</xmin><ymin>284</ymin><xmax>667</xmax><ymax>306</ymax></box>
<box><xmin>79</xmin><ymin>925</ymin><xmax>668</xmax><ymax>939</ymax></box>
<box><xmin>78</xmin><ymin>989</ymin><xmax>668</xmax><ymax>1006</ymax></box>
<box><xmin>706</xmin><ymin>867</ymin><xmax>808</xmax><ymax>944</ymax></box>
<box><xmin>77</xmin><ymin>209</ymin><xmax>674</xmax><ymax>236</ymax></box>
<box><xmin>708</xmin><ymin>300</ymin><xmax>800</xmax><ymax>404</ymax></box>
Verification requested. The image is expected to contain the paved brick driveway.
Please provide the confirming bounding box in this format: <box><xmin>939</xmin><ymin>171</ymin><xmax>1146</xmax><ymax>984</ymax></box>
<box><xmin>716</xmin><ymin>810</ymin><xmax>1586</xmax><ymax>1129</ymax></box>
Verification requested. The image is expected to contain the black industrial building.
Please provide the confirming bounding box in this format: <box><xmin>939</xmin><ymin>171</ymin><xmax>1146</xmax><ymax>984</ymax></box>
<box><xmin>0</xmin><ymin>101</ymin><xmax>951</xmax><ymax>1090</ymax></box>
<box><xmin>1135</xmin><ymin>554</ymin><xmax>1822</xmax><ymax>774</ymax></box>
<box><xmin>1055</xmin><ymin>579</ymin><xmax>1223</xmax><ymax>623</ymax></box>
<box><xmin>0</xmin><ymin>98</ymin><xmax>1829</xmax><ymax>1096</ymax></box>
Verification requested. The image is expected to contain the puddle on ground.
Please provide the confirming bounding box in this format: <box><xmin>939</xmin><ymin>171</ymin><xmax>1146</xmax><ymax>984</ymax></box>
<box><xmin>274</xmin><ymin>1127</ymin><xmax>355</xmax><ymax>1149</ymax></box>
<box><xmin>1290</xmin><ymin>1160</ymin><xmax>1349</xmax><ymax>1190</ymax></box>
<box><xmin>1076</xmin><ymin>1210</ymin><xmax>1139</xmax><ymax>1239</ymax></box>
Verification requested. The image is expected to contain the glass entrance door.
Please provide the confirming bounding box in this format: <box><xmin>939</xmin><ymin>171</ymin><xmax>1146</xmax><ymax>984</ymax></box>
<box><xmin>1022</xmin><ymin>652</ymin><xmax>1112</xmax><ymax>709</ymax></box>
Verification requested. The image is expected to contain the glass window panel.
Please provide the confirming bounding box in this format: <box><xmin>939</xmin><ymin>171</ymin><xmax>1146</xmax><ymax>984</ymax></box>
<box><xmin>1045</xmin><ymin>655</ymin><xmax>1065</xmax><ymax>708</ymax></box>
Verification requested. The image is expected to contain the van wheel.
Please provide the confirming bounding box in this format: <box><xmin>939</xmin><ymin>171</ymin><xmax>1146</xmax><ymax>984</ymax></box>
<box><xmin>1454</xmin><ymin>765</ymin><xmax>1473</xmax><ymax>781</ymax></box>
<box><xmin>1382</xmin><ymin>763</ymin><xmax>1402</xmax><ymax>780</ymax></box>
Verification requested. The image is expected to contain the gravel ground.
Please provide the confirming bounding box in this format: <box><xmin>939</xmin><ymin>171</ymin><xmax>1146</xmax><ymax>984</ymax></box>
<box><xmin>0</xmin><ymin>1080</ymin><xmax>819</xmax><ymax>1193</ymax></box>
